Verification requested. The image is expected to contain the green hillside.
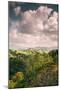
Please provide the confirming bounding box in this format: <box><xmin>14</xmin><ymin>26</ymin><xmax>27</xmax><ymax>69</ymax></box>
<box><xmin>8</xmin><ymin>49</ymin><xmax>58</xmax><ymax>88</ymax></box>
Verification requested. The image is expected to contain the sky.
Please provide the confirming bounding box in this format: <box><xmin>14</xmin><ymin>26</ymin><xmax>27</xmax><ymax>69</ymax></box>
<box><xmin>8</xmin><ymin>2</ymin><xmax>58</xmax><ymax>49</ymax></box>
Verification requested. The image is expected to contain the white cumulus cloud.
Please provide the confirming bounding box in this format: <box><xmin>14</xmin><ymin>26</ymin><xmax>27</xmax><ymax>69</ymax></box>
<box><xmin>9</xmin><ymin>6</ymin><xmax>58</xmax><ymax>49</ymax></box>
<box><xmin>14</xmin><ymin>6</ymin><xmax>21</xmax><ymax>16</ymax></box>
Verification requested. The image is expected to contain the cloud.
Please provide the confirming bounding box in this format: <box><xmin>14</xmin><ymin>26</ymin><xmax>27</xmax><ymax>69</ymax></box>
<box><xmin>9</xmin><ymin>6</ymin><xmax>58</xmax><ymax>49</ymax></box>
<box><xmin>14</xmin><ymin>6</ymin><xmax>21</xmax><ymax>16</ymax></box>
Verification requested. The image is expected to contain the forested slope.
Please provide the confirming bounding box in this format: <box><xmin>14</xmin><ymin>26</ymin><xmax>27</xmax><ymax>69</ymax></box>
<box><xmin>8</xmin><ymin>49</ymin><xmax>58</xmax><ymax>88</ymax></box>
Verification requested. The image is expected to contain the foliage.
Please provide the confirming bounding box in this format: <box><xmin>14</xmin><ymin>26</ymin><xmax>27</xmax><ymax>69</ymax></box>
<box><xmin>8</xmin><ymin>49</ymin><xmax>58</xmax><ymax>88</ymax></box>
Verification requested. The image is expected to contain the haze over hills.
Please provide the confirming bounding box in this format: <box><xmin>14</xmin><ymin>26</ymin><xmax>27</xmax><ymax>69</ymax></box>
<box><xmin>10</xmin><ymin>46</ymin><xmax>58</xmax><ymax>51</ymax></box>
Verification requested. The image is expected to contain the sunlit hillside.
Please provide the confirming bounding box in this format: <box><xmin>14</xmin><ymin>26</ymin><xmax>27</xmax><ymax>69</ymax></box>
<box><xmin>8</xmin><ymin>49</ymin><xmax>58</xmax><ymax>88</ymax></box>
